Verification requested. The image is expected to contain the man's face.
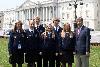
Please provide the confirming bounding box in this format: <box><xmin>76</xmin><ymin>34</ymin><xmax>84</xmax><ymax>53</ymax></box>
<box><xmin>76</xmin><ymin>18</ymin><xmax>83</xmax><ymax>27</ymax></box>
<box><xmin>29</xmin><ymin>20</ymin><xmax>35</xmax><ymax>29</ymax></box>
<box><xmin>48</xmin><ymin>28</ymin><xmax>52</xmax><ymax>32</ymax></box>
<box><xmin>35</xmin><ymin>17</ymin><xmax>40</xmax><ymax>25</ymax></box>
<box><xmin>54</xmin><ymin>20</ymin><xmax>59</xmax><ymax>26</ymax></box>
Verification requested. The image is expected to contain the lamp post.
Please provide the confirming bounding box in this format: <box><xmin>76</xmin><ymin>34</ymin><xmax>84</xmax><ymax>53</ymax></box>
<box><xmin>74</xmin><ymin>0</ymin><xmax>77</xmax><ymax>22</ymax></box>
<box><xmin>74</xmin><ymin>0</ymin><xmax>78</xmax><ymax>29</ymax></box>
<box><xmin>69</xmin><ymin>0</ymin><xmax>83</xmax><ymax>30</ymax></box>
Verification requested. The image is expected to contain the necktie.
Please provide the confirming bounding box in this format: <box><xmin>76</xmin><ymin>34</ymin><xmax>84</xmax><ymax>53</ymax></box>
<box><xmin>48</xmin><ymin>32</ymin><xmax>51</xmax><ymax>38</ymax></box>
<box><xmin>62</xmin><ymin>39</ymin><xmax>64</xmax><ymax>47</ymax></box>
<box><xmin>31</xmin><ymin>31</ymin><xmax>33</xmax><ymax>33</ymax></box>
<box><xmin>31</xmin><ymin>31</ymin><xmax>34</xmax><ymax>36</ymax></box>
<box><xmin>78</xmin><ymin>28</ymin><xmax>80</xmax><ymax>35</ymax></box>
<box><xmin>37</xmin><ymin>26</ymin><xmax>39</xmax><ymax>29</ymax></box>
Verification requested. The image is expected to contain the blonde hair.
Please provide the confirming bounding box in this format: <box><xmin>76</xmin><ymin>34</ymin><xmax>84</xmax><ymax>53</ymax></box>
<box><xmin>63</xmin><ymin>23</ymin><xmax>71</xmax><ymax>32</ymax></box>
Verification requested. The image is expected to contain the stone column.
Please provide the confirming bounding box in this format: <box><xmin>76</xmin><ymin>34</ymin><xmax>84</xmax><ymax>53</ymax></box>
<box><xmin>53</xmin><ymin>6</ymin><xmax>55</xmax><ymax>18</ymax></box>
<box><xmin>32</xmin><ymin>8</ymin><xmax>33</xmax><ymax>19</ymax></box>
<box><xmin>43</xmin><ymin>7</ymin><xmax>44</xmax><ymax>22</ymax></box>
<box><xmin>17</xmin><ymin>11</ymin><xmax>19</xmax><ymax>20</ymax></box>
<box><xmin>24</xmin><ymin>10</ymin><xmax>26</xmax><ymax>22</ymax></box>
<box><xmin>49</xmin><ymin>6</ymin><xmax>51</xmax><ymax>21</ymax></box>
<box><xmin>56</xmin><ymin>6</ymin><xmax>58</xmax><ymax>18</ymax></box>
<box><xmin>26</xmin><ymin>9</ymin><xmax>28</xmax><ymax>20</ymax></box>
<box><xmin>35</xmin><ymin>8</ymin><xmax>37</xmax><ymax>18</ymax></box>
<box><xmin>23</xmin><ymin>10</ymin><xmax>25</xmax><ymax>22</ymax></box>
<box><xmin>37</xmin><ymin>8</ymin><xmax>39</xmax><ymax>16</ymax></box>
<box><xmin>21</xmin><ymin>10</ymin><xmax>24</xmax><ymax>22</ymax></box>
<box><xmin>46</xmin><ymin>7</ymin><xmax>48</xmax><ymax>21</ymax></box>
<box><xmin>29</xmin><ymin>9</ymin><xmax>30</xmax><ymax>20</ymax></box>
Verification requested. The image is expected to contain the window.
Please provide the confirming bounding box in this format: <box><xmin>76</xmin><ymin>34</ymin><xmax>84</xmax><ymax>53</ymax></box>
<box><xmin>62</xmin><ymin>7</ymin><xmax>64</xmax><ymax>10</ymax></box>
<box><xmin>67</xmin><ymin>14</ymin><xmax>69</xmax><ymax>19</ymax></box>
<box><xmin>98</xmin><ymin>21</ymin><xmax>100</xmax><ymax>24</ymax></box>
<box><xmin>61</xmin><ymin>0</ymin><xmax>64</xmax><ymax>1</ymax></box>
<box><xmin>0</xmin><ymin>21</ymin><xmax>1</xmax><ymax>23</ymax></box>
<box><xmin>86</xmin><ymin>10</ymin><xmax>89</xmax><ymax>18</ymax></box>
<box><xmin>86</xmin><ymin>22</ymin><xmax>89</xmax><ymax>27</ymax></box>
<box><xmin>62</xmin><ymin>13</ymin><xmax>65</xmax><ymax>19</ymax></box>
<box><xmin>97</xmin><ymin>4</ymin><xmax>98</xmax><ymax>7</ymax></box>
<box><xmin>86</xmin><ymin>4</ymin><xmax>88</xmax><ymax>7</ymax></box>
<box><xmin>97</xmin><ymin>10</ymin><xmax>99</xmax><ymax>17</ymax></box>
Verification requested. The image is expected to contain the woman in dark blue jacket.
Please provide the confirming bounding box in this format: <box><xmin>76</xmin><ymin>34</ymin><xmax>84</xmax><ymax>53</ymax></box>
<box><xmin>8</xmin><ymin>21</ymin><xmax>26</xmax><ymax>67</ymax></box>
<box><xmin>60</xmin><ymin>23</ymin><xmax>75</xmax><ymax>67</ymax></box>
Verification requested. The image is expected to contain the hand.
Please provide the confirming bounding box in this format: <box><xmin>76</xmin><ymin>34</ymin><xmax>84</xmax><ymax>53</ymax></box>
<box><xmin>73</xmin><ymin>52</ymin><xmax>76</xmax><ymax>55</ymax></box>
<box><xmin>44</xmin><ymin>35</ymin><xmax>47</xmax><ymax>39</ymax></box>
<box><xmin>55</xmin><ymin>53</ymin><xmax>59</xmax><ymax>56</ymax></box>
<box><xmin>41</xmin><ymin>32</ymin><xmax>44</xmax><ymax>36</ymax></box>
<box><xmin>86</xmin><ymin>52</ymin><xmax>90</xmax><ymax>57</ymax></box>
<box><xmin>59</xmin><ymin>52</ymin><xmax>63</xmax><ymax>55</ymax></box>
<box><xmin>61</xmin><ymin>31</ymin><xmax>65</xmax><ymax>38</ymax></box>
<box><xmin>9</xmin><ymin>54</ymin><xmax>12</xmax><ymax>56</ymax></box>
<box><xmin>52</xmin><ymin>34</ymin><xmax>55</xmax><ymax>38</ymax></box>
<box><xmin>41</xmin><ymin>32</ymin><xmax>46</xmax><ymax>38</ymax></box>
<box><xmin>39</xmin><ymin>52</ymin><xmax>42</xmax><ymax>55</ymax></box>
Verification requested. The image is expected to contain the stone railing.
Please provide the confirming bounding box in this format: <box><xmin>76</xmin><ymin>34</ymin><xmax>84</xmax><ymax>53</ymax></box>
<box><xmin>91</xmin><ymin>43</ymin><xmax>100</xmax><ymax>46</ymax></box>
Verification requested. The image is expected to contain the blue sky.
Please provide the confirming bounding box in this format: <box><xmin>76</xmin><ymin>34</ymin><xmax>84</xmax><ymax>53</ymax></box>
<box><xmin>0</xmin><ymin>0</ymin><xmax>48</xmax><ymax>11</ymax></box>
<box><xmin>0</xmin><ymin>0</ymin><xmax>47</xmax><ymax>11</ymax></box>
<box><xmin>0</xmin><ymin>0</ymin><xmax>26</xmax><ymax>11</ymax></box>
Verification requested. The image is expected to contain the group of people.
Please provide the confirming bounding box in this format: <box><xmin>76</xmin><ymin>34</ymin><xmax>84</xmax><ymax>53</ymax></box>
<box><xmin>8</xmin><ymin>16</ymin><xmax>91</xmax><ymax>67</ymax></box>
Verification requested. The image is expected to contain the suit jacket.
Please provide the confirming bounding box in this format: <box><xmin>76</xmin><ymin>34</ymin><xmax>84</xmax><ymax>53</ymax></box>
<box><xmin>61</xmin><ymin>32</ymin><xmax>75</xmax><ymax>51</ymax></box>
<box><xmin>42</xmin><ymin>32</ymin><xmax>57</xmax><ymax>52</ymax></box>
<box><xmin>8</xmin><ymin>30</ymin><xmax>26</xmax><ymax>54</ymax></box>
<box><xmin>75</xmin><ymin>25</ymin><xmax>90</xmax><ymax>55</ymax></box>
<box><xmin>53</xmin><ymin>26</ymin><xmax>62</xmax><ymax>52</ymax></box>
<box><xmin>35</xmin><ymin>25</ymin><xmax>45</xmax><ymax>51</ymax></box>
<box><xmin>25</xmin><ymin>28</ymin><xmax>38</xmax><ymax>51</ymax></box>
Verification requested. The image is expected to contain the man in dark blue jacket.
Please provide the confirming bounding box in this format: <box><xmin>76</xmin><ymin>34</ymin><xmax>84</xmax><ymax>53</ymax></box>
<box><xmin>52</xmin><ymin>18</ymin><xmax>62</xmax><ymax>67</ymax></box>
<box><xmin>34</xmin><ymin>17</ymin><xmax>45</xmax><ymax>67</ymax></box>
<box><xmin>75</xmin><ymin>17</ymin><xmax>90</xmax><ymax>67</ymax></box>
<box><xmin>25</xmin><ymin>20</ymin><xmax>38</xmax><ymax>67</ymax></box>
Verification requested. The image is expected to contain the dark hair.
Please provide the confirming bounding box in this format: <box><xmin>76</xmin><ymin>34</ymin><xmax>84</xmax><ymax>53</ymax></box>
<box><xmin>77</xmin><ymin>17</ymin><xmax>83</xmax><ymax>22</ymax></box>
<box><xmin>13</xmin><ymin>20</ymin><xmax>24</xmax><ymax>32</ymax></box>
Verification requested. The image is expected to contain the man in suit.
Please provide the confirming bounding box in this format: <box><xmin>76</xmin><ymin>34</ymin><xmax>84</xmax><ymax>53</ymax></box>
<box><xmin>34</xmin><ymin>17</ymin><xmax>45</xmax><ymax>67</ymax></box>
<box><xmin>75</xmin><ymin>17</ymin><xmax>90</xmax><ymax>67</ymax></box>
<box><xmin>25</xmin><ymin>20</ymin><xmax>37</xmax><ymax>67</ymax></box>
<box><xmin>52</xmin><ymin>18</ymin><xmax>62</xmax><ymax>67</ymax></box>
